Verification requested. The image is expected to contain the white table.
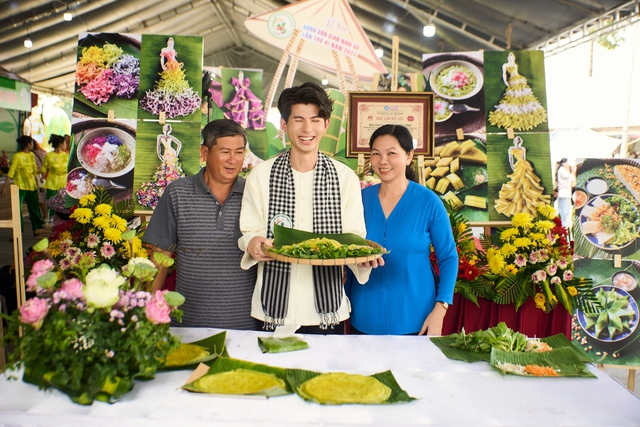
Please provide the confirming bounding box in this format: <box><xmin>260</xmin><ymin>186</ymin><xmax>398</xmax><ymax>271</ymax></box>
<box><xmin>1</xmin><ymin>328</ymin><xmax>639</xmax><ymax>427</ymax></box>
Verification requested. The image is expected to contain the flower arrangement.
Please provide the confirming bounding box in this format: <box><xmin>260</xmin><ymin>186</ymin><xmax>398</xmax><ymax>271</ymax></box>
<box><xmin>431</xmin><ymin>202</ymin><xmax>488</xmax><ymax>305</ymax></box>
<box><xmin>2</xmin><ymin>188</ymin><xmax>184</xmax><ymax>405</ymax></box>
<box><xmin>481</xmin><ymin>204</ymin><xmax>596</xmax><ymax>313</ymax></box>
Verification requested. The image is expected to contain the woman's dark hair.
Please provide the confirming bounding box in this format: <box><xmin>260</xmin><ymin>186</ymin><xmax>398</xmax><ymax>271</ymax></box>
<box><xmin>17</xmin><ymin>135</ymin><xmax>35</xmax><ymax>151</ymax></box>
<box><xmin>277</xmin><ymin>82</ymin><xmax>334</xmax><ymax>123</ymax></box>
<box><xmin>556</xmin><ymin>157</ymin><xmax>568</xmax><ymax>182</ymax></box>
<box><xmin>49</xmin><ymin>134</ymin><xmax>65</xmax><ymax>149</ymax></box>
<box><xmin>369</xmin><ymin>125</ymin><xmax>417</xmax><ymax>182</ymax></box>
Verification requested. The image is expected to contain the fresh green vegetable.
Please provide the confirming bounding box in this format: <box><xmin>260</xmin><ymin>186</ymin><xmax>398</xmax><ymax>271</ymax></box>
<box><xmin>582</xmin><ymin>287</ymin><xmax>636</xmax><ymax>340</ymax></box>
<box><xmin>270</xmin><ymin>237</ymin><xmax>384</xmax><ymax>259</ymax></box>
<box><xmin>449</xmin><ymin>322</ymin><xmax>529</xmax><ymax>353</ymax></box>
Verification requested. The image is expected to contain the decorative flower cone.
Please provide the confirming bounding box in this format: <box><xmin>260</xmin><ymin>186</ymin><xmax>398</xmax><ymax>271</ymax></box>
<box><xmin>488</xmin><ymin>53</ymin><xmax>547</xmax><ymax>131</ymax></box>
<box><xmin>139</xmin><ymin>37</ymin><xmax>201</xmax><ymax>118</ymax></box>
<box><xmin>495</xmin><ymin>137</ymin><xmax>550</xmax><ymax>218</ymax></box>
<box><xmin>136</xmin><ymin>124</ymin><xmax>185</xmax><ymax>209</ymax></box>
<box><xmin>223</xmin><ymin>71</ymin><xmax>267</xmax><ymax>130</ymax></box>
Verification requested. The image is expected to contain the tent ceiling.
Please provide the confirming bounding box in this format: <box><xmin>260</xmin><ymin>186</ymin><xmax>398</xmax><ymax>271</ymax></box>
<box><xmin>0</xmin><ymin>0</ymin><xmax>636</xmax><ymax>94</ymax></box>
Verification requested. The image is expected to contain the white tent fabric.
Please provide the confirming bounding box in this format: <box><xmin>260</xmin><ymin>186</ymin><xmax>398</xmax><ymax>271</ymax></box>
<box><xmin>550</xmin><ymin>127</ymin><xmax>621</xmax><ymax>165</ymax></box>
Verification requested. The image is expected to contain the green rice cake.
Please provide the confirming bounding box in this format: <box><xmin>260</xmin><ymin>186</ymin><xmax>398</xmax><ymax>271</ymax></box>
<box><xmin>164</xmin><ymin>343</ymin><xmax>210</xmax><ymax>367</ymax></box>
<box><xmin>193</xmin><ymin>369</ymin><xmax>286</xmax><ymax>395</ymax></box>
<box><xmin>298</xmin><ymin>373</ymin><xmax>392</xmax><ymax>404</ymax></box>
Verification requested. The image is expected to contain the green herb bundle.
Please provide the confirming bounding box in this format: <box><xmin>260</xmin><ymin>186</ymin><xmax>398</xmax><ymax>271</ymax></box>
<box><xmin>449</xmin><ymin>322</ymin><xmax>529</xmax><ymax>353</ymax></box>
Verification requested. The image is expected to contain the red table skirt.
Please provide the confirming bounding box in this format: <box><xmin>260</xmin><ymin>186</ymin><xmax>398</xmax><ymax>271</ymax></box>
<box><xmin>442</xmin><ymin>293</ymin><xmax>572</xmax><ymax>339</ymax></box>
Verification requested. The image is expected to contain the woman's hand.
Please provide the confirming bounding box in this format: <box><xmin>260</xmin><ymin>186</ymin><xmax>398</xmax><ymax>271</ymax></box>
<box><xmin>419</xmin><ymin>302</ymin><xmax>448</xmax><ymax>336</ymax></box>
<box><xmin>248</xmin><ymin>236</ymin><xmax>274</xmax><ymax>262</ymax></box>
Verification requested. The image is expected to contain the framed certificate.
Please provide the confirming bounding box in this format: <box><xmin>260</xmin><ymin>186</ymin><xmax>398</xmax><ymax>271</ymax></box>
<box><xmin>346</xmin><ymin>91</ymin><xmax>434</xmax><ymax>158</ymax></box>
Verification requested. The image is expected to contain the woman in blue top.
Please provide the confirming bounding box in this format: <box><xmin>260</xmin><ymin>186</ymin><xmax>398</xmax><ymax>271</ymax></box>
<box><xmin>347</xmin><ymin>125</ymin><xmax>458</xmax><ymax>335</ymax></box>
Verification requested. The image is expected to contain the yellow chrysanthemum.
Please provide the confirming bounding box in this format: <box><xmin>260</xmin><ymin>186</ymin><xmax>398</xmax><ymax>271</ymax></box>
<box><xmin>111</xmin><ymin>215</ymin><xmax>128</xmax><ymax>232</ymax></box>
<box><xmin>59</xmin><ymin>231</ymin><xmax>73</xmax><ymax>241</ymax></box>
<box><xmin>70</xmin><ymin>208</ymin><xmax>94</xmax><ymax>224</ymax></box>
<box><xmin>124</xmin><ymin>237</ymin><xmax>149</xmax><ymax>259</ymax></box>
<box><xmin>534</xmin><ymin>293</ymin><xmax>546</xmax><ymax>310</ymax></box>
<box><xmin>487</xmin><ymin>248</ymin><xmax>506</xmax><ymax>274</ymax></box>
<box><xmin>504</xmin><ymin>264</ymin><xmax>518</xmax><ymax>275</ymax></box>
<box><xmin>567</xmin><ymin>286</ymin><xmax>578</xmax><ymax>296</ymax></box>
<box><xmin>501</xmin><ymin>243</ymin><xmax>517</xmax><ymax>257</ymax></box>
<box><xmin>103</xmin><ymin>227</ymin><xmax>123</xmax><ymax>243</ymax></box>
<box><xmin>95</xmin><ymin>204</ymin><xmax>112</xmax><ymax>216</ymax></box>
<box><xmin>537</xmin><ymin>204</ymin><xmax>557</xmax><ymax>220</ymax></box>
<box><xmin>511</xmin><ymin>213</ymin><xmax>533</xmax><ymax>228</ymax></box>
<box><xmin>500</xmin><ymin>228</ymin><xmax>519</xmax><ymax>242</ymax></box>
<box><xmin>530</xmin><ymin>233</ymin><xmax>547</xmax><ymax>244</ymax></box>
<box><xmin>48</xmin><ymin>241</ymin><xmax>62</xmax><ymax>257</ymax></box>
<box><xmin>468</xmin><ymin>256</ymin><xmax>477</xmax><ymax>266</ymax></box>
<box><xmin>513</xmin><ymin>237</ymin><xmax>533</xmax><ymax>248</ymax></box>
<box><xmin>92</xmin><ymin>215</ymin><xmax>112</xmax><ymax>230</ymax></box>
<box><xmin>457</xmin><ymin>223</ymin><xmax>467</xmax><ymax>234</ymax></box>
<box><xmin>534</xmin><ymin>220</ymin><xmax>555</xmax><ymax>232</ymax></box>
<box><xmin>78</xmin><ymin>193</ymin><xmax>96</xmax><ymax>207</ymax></box>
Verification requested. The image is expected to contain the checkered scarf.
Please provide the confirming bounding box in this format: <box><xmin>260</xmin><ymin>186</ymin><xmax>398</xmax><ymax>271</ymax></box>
<box><xmin>262</xmin><ymin>150</ymin><xmax>343</xmax><ymax>330</ymax></box>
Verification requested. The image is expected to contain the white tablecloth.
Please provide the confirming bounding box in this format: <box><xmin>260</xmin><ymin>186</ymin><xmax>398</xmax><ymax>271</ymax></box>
<box><xmin>1</xmin><ymin>328</ymin><xmax>639</xmax><ymax>427</ymax></box>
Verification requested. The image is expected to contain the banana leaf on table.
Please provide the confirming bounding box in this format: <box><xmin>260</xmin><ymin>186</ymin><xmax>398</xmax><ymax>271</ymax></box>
<box><xmin>183</xmin><ymin>356</ymin><xmax>292</xmax><ymax>397</ymax></box>
<box><xmin>258</xmin><ymin>336</ymin><xmax>309</xmax><ymax>354</ymax></box>
<box><xmin>286</xmin><ymin>368</ymin><xmax>415</xmax><ymax>405</ymax></box>
<box><xmin>430</xmin><ymin>333</ymin><xmax>590</xmax><ymax>363</ymax></box>
<box><xmin>159</xmin><ymin>331</ymin><xmax>228</xmax><ymax>371</ymax></box>
<box><xmin>490</xmin><ymin>346</ymin><xmax>596</xmax><ymax>378</ymax></box>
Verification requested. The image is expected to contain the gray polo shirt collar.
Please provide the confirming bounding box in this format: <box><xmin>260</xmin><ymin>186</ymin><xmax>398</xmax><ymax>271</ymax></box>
<box><xmin>193</xmin><ymin>168</ymin><xmax>244</xmax><ymax>197</ymax></box>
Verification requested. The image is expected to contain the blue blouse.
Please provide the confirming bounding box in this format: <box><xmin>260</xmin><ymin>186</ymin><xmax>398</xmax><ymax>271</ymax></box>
<box><xmin>347</xmin><ymin>181</ymin><xmax>458</xmax><ymax>335</ymax></box>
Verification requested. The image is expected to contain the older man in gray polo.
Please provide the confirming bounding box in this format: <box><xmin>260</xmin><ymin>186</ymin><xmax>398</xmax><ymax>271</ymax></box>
<box><xmin>144</xmin><ymin>119</ymin><xmax>259</xmax><ymax>330</ymax></box>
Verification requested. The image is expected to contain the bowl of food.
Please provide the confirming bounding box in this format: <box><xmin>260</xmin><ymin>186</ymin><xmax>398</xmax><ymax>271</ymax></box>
<box><xmin>577</xmin><ymin>286</ymin><xmax>638</xmax><ymax>342</ymax></box>
<box><xmin>573</xmin><ymin>188</ymin><xmax>588</xmax><ymax>210</ymax></box>
<box><xmin>579</xmin><ymin>194</ymin><xmax>640</xmax><ymax>250</ymax></box>
<box><xmin>429</xmin><ymin>60</ymin><xmax>483</xmax><ymax>100</ymax></box>
<box><xmin>77</xmin><ymin>127</ymin><xmax>135</xmax><ymax>178</ymax></box>
<box><xmin>434</xmin><ymin>97</ymin><xmax>453</xmax><ymax>122</ymax></box>
<box><xmin>612</xmin><ymin>271</ymin><xmax>638</xmax><ymax>292</ymax></box>
<box><xmin>585</xmin><ymin>177</ymin><xmax>609</xmax><ymax>196</ymax></box>
<box><xmin>66</xmin><ymin>167</ymin><xmax>95</xmax><ymax>199</ymax></box>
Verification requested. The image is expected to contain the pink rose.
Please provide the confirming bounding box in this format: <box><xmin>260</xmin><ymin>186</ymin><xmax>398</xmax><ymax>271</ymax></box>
<box><xmin>31</xmin><ymin>259</ymin><xmax>54</xmax><ymax>274</ymax></box>
<box><xmin>145</xmin><ymin>290</ymin><xmax>171</xmax><ymax>324</ymax></box>
<box><xmin>26</xmin><ymin>271</ymin><xmax>44</xmax><ymax>292</ymax></box>
<box><xmin>19</xmin><ymin>298</ymin><xmax>49</xmax><ymax>329</ymax></box>
<box><xmin>563</xmin><ymin>270</ymin><xmax>574</xmax><ymax>281</ymax></box>
<box><xmin>61</xmin><ymin>278</ymin><xmax>84</xmax><ymax>300</ymax></box>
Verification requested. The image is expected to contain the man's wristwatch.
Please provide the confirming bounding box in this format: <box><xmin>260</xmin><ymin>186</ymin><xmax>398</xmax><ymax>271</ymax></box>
<box><xmin>437</xmin><ymin>301</ymin><xmax>449</xmax><ymax>310</ymax></box>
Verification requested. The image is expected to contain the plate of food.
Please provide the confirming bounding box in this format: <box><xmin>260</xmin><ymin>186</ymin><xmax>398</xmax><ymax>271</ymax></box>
<box><xmin>77</xmin><ymin>127</ymin><xmax>135</xmax><ymax>178</ymax></box>
<box><xmin>66</xmin><ymin>167</ymin><xmax>96</xmax><ymax>199</ymax></box>
<box><xmin>429</xmin><ymin>60</ymin><xmax>483</xmax><ymax>100</ymax></box>
<box><xmin>611</xmin><ymin>270</ymin><xmax>638</xmax><ymax>292</ymax></box>
<box><xmin>573</xmin><ymin>188</ymin><xmax>588</xmax><ymax>210</ymax></box>
<box><xmin>264</xmin><ymin>238</ymin><xmax>385</xmax><ymax>266</ymax></box>
<box><xmin>576</xmin><ymin>286</ymin><xmax>639</xmax><ymax>343</ymax></box>
<box><xmin>579</xmin><ymin>194</ymin><xmax>640</xmax><ymax>250</ymax></box>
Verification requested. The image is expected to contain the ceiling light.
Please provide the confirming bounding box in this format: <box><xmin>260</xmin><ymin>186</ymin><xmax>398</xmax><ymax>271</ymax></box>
<box><xmin>63</xmin><ymin>12</ymin><xmax>73</xmax><ymax>21</ymax></box>
<box><xmin>374</xmin><ymin>48</ymin><xmax>383</xmax><ymax>58</ymax></box>
<box><xmin>24</xmin><ymin>37</ymin><xmax>32</xmax><ymax>48</ymax></box>
<box><xmin>423</xmin><ymin>24</ymin><xmax>436</xmax><ymax>37</ymax></box>
<box><xmin>321</xmin><ymin>77</ymin><xmax>329</xmax><ymax>86</ymax></box>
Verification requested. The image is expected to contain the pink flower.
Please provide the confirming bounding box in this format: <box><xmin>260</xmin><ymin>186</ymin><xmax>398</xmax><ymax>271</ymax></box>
<box><xmin>101</xmin><ymin>243</ymin><xmax>115</xmax><ymax>259</ymax></box>
<box><xmin>59</xmin><ymin>259</ymin><xmax>72</xmax><ymax>270</ymax></box>
<box><xmin>563</xmin><ymin>270</ymin><xmax>574</xmax><ymax>281</ymax></box>
<box><xmin>86</xmin><ymin>233</ymin><xmax>100</xmax><ymax>248</ymax></box>
<box><xmin>61</xmin><ymin>278</ymin><xmax>84</xmax><ymax>300</ymax></box>
<box><xmin>550</xmin><ymin>276</ymin><xmax>562</xmax><ymax>285</ymax></box>
<box><xmin>514</xmin><ymin>254</ymin><xmax>527</xmax><ymax>267</ymax></box>
<box><xmin>529</xmin><ymin>252</ymin><xmax>539</xmax><ymax>263</ymax></box>
<box><xmin>145</xmin><ymin>290</ymin><xmax>171</xmax><ymax>324</ymax></box>
<box><xmin>31</xmin><ymin>259</ymin><xmax>54</xmax><ymax>274</ymax></box>
<box><xmin>532</xmin><ymin>269</ymin><xmax>547</xmax><ymax>283</ymax></box>
<box><xmin>546</xmin><ymin>263</ymin><xmax>558</xmax><ymax>276</ymax></box>
<box><xmin>19</xmin><ymin>298</ymin><xmax>49</xmax><ymax>329</ymax></box>
<box><xmin>557</xmin><ymin>259</ymin><xmax>568</xmax><ymax>270</ymax></box>
<box><xmin>26</xmin><ymin>271</ymin><xmax>44</xmax><ymax>292</ymax></box>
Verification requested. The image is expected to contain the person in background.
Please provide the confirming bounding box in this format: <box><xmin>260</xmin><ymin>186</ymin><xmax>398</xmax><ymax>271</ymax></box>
<box><xmin>346</xmin><ymin>124</ymin><xmax>458</xmax><ymax>336</ymax></box>
<box><xmin>1</xmin><ymin>136</ymin><xmax>45</xmax><ymax>235</ymax></box>
<box><xmin>555</xmin><ymin>158</ymin><xmax>576</xmax><ymax>228</ymax></box>
<box><xmin>143</xmin><ymin>119</ymin><xmax>260</xmax><ymax>330</ymax></box>
<box><xmin>41</xmin><ymin>134</ymin><xmax>69</xmax><ymax>222</ymax></box>
<box><xmin>31</xmin><ymin>139</ymin><xmax>48</xmax><ymax>222</ymax></box>
<box><xmin>239</xmin><ymin>82</ymin><xmax>370</xmax><ymax>334</ymax></box>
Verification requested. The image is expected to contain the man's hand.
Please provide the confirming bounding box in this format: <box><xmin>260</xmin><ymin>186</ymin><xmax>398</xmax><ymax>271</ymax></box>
<box><xmin>248</xmin><ymin>236</ymin><xmax>274</xmax><ymax>262</ymax></box>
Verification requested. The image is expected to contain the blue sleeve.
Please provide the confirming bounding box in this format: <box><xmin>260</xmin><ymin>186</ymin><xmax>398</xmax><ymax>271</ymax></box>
<box><xmin>428</xmin><ymin>193</ymin><xmax>458</xmax><ymax>305</ymax></box>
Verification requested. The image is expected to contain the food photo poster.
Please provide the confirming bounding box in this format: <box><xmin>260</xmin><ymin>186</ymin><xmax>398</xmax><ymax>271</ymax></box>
<box><xmin>573</xmin><ymin>158</ymin><xmax>640</xmax><ymax>260</ymax></box>
<box><xmin>573</xmin><ymin>259</ymin><xmax>640</xmax><ymax>366</ymax></box>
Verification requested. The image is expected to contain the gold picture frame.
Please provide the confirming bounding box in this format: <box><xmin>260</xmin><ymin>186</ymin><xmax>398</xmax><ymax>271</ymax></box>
<box><xmin>346</xmin><ymin>91</ymin><xmax>434</xmax><ymax>158</ymax></box>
